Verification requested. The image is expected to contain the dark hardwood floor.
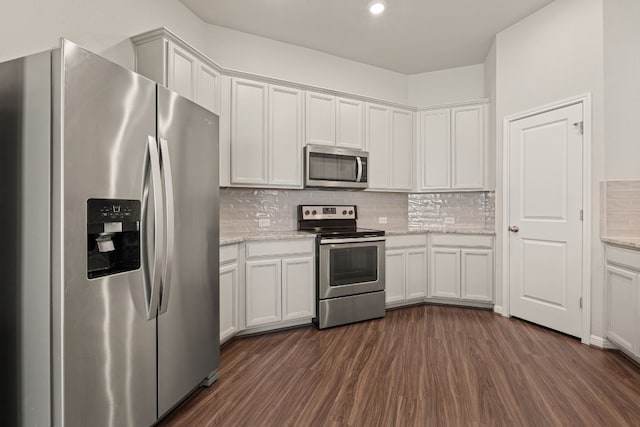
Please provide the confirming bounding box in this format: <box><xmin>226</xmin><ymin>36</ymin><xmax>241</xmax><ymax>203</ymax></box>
<box><xmin>159</xmin><ymin>305</ymin><xmax>640</xmax><ymax>426</ymax></box>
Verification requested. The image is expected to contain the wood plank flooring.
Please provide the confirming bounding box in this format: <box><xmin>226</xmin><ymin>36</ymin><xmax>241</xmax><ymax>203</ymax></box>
<box><xmin>159</xmin><ymin>305</ymin><xmax>640</xmax><ymax>426</ymax></box>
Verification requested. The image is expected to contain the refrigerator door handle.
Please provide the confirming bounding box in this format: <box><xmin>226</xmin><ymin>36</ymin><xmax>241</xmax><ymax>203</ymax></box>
<box><xmin>143</xmin><ymin>135</ymin><xmax>164</xmax><ymax>320</ymax></box>
<box><xmin>159</xmin><ymin>137</ymin><xmax>175</xmax><ymax>314</ymax></box>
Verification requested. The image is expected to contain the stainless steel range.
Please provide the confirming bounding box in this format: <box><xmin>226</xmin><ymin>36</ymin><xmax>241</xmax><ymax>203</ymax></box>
<box><xmin>298</xmin><ymin>205</ymin><xmax>386</xmax><ymax>329</ymax></box>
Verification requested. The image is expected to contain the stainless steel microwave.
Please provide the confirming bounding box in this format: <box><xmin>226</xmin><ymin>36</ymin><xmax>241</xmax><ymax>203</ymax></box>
<box><xmin>304</xmin><ymin>145</ymin><xmax>369</xmax><ymax>189</ymax></box>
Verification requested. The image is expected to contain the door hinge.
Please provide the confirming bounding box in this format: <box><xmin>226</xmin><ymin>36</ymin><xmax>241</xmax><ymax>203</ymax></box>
<box><xmin>580</xmin><ymin>209</ymin><xmax>583</xmax><ymax>221</ymax></box>
<box><xmin>579</xmin><ymin>297</ymin><xmax>583</xmax><ymax>309</ymax></box>
<box><xmin>574</xmin><ymin>121</ymin><xmax>584</xmax><ymax>135</ymax></box>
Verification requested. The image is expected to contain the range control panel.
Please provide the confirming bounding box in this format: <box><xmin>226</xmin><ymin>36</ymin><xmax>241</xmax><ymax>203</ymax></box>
<box><xmin>299</xmin><ymin>205</ymin><xmax>357</xmax><ymax>220</ymax></box>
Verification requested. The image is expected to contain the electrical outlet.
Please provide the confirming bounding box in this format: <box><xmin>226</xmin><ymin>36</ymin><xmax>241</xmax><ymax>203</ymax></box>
<box><xmin>258</xmin><ymin>218</ymin><xmax>270</xmax><ymax>227</ymax></box>
<box><xmin>378</xmin><ymin>217</ymin><xmax>388</xmax><ymax>224</ymax></box>
<box><xmin>444</xmin><ymin>217</ymin><xmax>455</xmax><ymax>224</ymax></box>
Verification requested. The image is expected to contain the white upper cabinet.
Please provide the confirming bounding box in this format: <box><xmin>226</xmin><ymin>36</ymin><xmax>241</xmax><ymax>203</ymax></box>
<box><xmin>418</xmin><ymin>102</ymin><xmax>488</xmax><ymax>191</ymax></box>
<box><xmin>366</xmin><ymin>104</ymin><xmax>391</xmax><ymax>189</ymax></box>
<box><xmin>305</xmin><ymin>92</ymin><xmax>335</xmax><ymax>146</ymax></box>
<box><xmin>133</xmin><ymin>30</ymin><xmax>221</xmax><ymax>115</ymax></box>
<box><xmin>419</xmin><ymin>108</ymin><xmax>451</xmax><ymax>190</ymax></box>
<box><xmin>391</xmin><ymin>109</ymin><xmax>414</xmax><ymax>190</ymax></box>
<box><xmin>231</xmin><ymin>78</ymin><xmax>303</xmax><ymax>188</ymax></box>
<box><xmin>336</xmin><ymin>97</ymin><xmax>364</xmax><ymax>149</ymax></box>
<box><xmin>167</xmin><ymin>42</ymin><xmax>197</xmax><ymax>101</ymax></box>
<box><xmin>305</xmin><ymin>91</ymin><xmax>364</xmax><ymax>149</ymax></box>
<box><xmin>196</xmin><ymin>61</ymin><xmax>220</xmax><ymax>114</ymax></box>
<box><xmin>452</xmin><ymin>105</ymin><xmax>484</xmax><ymax>189</ymax></box>
<box><xmin>231</xmin><ymin>78</ymin><xmax>269</xmax><ymax>185</ymax></box>
<box><xmin>269</xmin><ymin>85</ymin><xmax>303</xmax><ymax>187</ymax></box>
<box><xmin>366</xmin><ymin>103</ymin><xmax>414</xmax><ymax>191</ymax></box>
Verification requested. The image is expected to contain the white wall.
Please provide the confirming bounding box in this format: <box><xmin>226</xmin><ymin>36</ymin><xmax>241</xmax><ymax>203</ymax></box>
<box><xmin>407</xmin><ymin>64</ymin><xmax>485</xmax><ymax>107</ymax></box>
<box><xmin>494</xmin><ymin>0</ymin><xmax>605</xmax><ymax>336</ymax></box>
<box><xmin>204</xmin><ymin>24</ymin><xmax>408</xmax><ymax>104</ymax></box>
<box><xmin>604</xmin><ymin>0</ymin><xmax>640</xmax><ymax>179</ymax></box>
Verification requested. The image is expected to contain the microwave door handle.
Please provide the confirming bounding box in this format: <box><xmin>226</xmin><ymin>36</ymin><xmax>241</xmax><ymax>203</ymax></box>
<box><xmin>356</xmin><ymin>156</ymin><xmax>363</xmax><ymax>182</ymax></box>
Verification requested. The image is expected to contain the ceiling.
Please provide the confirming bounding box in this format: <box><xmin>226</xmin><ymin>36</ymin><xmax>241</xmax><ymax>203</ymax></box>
<box><xmin>180</xmin><ymin>0</ymin><xmax>554</xmax><ymax>74</ymax></box>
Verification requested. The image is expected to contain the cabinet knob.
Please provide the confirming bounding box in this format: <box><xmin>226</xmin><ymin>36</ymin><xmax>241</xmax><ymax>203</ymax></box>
<box><xmin>508</xmin><ymin>226</ymin><xmax>520</xmax><ymax>233</ymax></box>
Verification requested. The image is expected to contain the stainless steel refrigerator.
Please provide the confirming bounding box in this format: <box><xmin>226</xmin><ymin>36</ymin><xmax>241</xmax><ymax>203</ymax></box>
<box><xmin>0</xmin><ymin>40</ymin><xmax>220</xmax><ymax>426</ymax></box>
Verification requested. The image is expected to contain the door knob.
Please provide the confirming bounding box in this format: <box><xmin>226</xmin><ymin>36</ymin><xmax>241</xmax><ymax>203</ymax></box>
<box><xmin>508</xmin><ymin>226</ymin><xmax>520</xmax><ymax>233</ymax></box>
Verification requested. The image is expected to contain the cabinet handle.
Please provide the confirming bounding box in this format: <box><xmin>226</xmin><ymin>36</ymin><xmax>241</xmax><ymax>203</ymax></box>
<box><xmin>508</xmin><ymin>226</ymin><xmax>519</xmax><ymax>233</ymax></box>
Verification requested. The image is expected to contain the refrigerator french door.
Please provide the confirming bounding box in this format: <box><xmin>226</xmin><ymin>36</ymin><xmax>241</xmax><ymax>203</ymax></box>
<box><xmin>1</xmin><ymin>40</ymin><xmax>219</xmax><ymax>426</ymax></box>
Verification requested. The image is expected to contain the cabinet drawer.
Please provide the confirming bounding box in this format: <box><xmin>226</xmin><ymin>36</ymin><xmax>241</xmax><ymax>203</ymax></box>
<box><xmin>386</xmin><ymin>234</ymin><xmax>427</xmax><ymax>249</ymax></box>
<box><xmin>220</xmin><ymin>244</ymin><xmax>238</xmax><ymax>264</ymax></box>
<box><xmin>246</xmin><ymin>239</ymin><xmax>314</xmax><ymax>258</ymax></box>
<box><xmin>430</xmin><ymin>234</ymin><xmax>493</xmax><ymax>249</ymax></box>
<box><xmin>606</xmin><ymin>245</ymin><xmax>640</xmax><ymax>271</ymax></box>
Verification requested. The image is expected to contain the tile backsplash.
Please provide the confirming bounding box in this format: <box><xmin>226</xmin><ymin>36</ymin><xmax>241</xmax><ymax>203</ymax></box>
<box><xmin>408</xmin><ymin>192</ymin><xmax>495</xmax><ymax>231</ymax></box>
<box><xmin>602</xmin><ymin>180</ymin><xmax>640</xmax><ymax>237</ymax></box>
<box><xmin>220</xmin><ymin>188</ymin><xmax>495</xmax><ymax>233</ymax></box>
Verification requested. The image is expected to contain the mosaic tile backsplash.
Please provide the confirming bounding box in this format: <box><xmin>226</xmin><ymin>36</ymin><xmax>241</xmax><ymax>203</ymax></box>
<box><xmin>408</xmin><ymin>192</ymin><xmax>495</xmax><ymax>231</ymax></box>
<box><xmin>602</xmin><ymin>180</ymin><xmax>640</xmax><ymax>237</ymax></box>
<box><xmin>220</xmin><ymin>188</ymin><xmax>495</xmax><ymax>233</ymax></box>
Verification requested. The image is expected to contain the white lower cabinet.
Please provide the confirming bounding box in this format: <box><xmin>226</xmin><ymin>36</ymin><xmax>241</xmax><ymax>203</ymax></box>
<box><xmin>605</xmin><ymin>245</ymin><xmax>640</xmax><ymax>359</ymax></box>
<box><xmin>385</xmin><ymin>235</ymin><xmax>427</xmax><ymax>306</ymax></box>
<box><xmin>244</xmin><ymin>239</ymin><xmax>315</xmax><ymax>329</ymax></box>
<box><xmin>428</xmin><ymin>234</ymin><xmax>494</xmax><ymax>304</ymax></box>
<box><xmin>220</xmin><ymin>244</ymin><xmax>239</xmax><ymax>344</ymax></box>
<box><xmin>246</xmin><ymin>259</ymin><xmax>282</xmax><ymax>327</ymax></box>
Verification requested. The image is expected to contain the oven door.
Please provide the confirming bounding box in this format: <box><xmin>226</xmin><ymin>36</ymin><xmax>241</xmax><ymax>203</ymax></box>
<box><xmin>318</xmin><ymin>237</ymin><xmax>385</xmax><ymax>299</ymax></box>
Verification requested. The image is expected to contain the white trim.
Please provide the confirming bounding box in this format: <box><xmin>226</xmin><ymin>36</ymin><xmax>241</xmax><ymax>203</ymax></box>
<box><xmin>416</xmin><ymin>98</ymin><xmax>490</xmax><ymax>111</ymax></box>
<box><xmin>493</xmin><ymin>305</ymin><xmax>503</xmax><ymax>315</ymax></box>
<box><xmin>590</xmin><ymin>335</ymin><xmax>617</xmax><ymax>350</ymax></box>
<box><xmin>501</xmin><ymin>93</ymin><xmax>593</xmax><ymax>345</ymax></box>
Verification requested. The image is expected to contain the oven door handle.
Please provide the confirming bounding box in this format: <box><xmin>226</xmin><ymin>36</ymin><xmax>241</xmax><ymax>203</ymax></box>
<box><xmin>320</xmin><ymin>236</ymin><xmax>385</xmax><ymax>244</ymax></box>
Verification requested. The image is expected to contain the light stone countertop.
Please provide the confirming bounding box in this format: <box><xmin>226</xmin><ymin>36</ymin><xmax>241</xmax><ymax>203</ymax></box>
<box><xmin>385</xmin><ymin>227</ymin><xmax>495</xmax><ymax>236</ymax></box>
<box><xmin>220</xmin><ymin>231</ymin><xmax>314</xmax><ymax>246</ymax></box>
<box><xmin>220</xmin><ymin>227</ymin><xmax>495</xmax><ymax>245</ymax></box>
<box><xmin>601</xmin><ymin>236</ymin><xmax>640</xmax><ymax>250</ymax></box>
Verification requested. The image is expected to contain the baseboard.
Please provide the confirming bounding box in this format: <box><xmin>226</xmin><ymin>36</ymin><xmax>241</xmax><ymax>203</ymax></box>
<box><xmin>590</xmin><ymin>335</ymin><xmax>617</xmax><ymax>349</ymax></box>
<box><xmin>493</xmin><ymin>305</ymin><xmax>503</xmax><ymax>315</ymax></box>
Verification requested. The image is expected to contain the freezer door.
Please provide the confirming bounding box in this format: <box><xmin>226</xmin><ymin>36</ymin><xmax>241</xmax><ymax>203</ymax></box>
<box><xmin>157</xmin><ymin>86</ymin><xmax>220</xmax><ymax>416</ymax></box>
<box><xmin>57</xmin><ymin>41</ymin><xmax>157</xmax><ymax>427</ymax></box>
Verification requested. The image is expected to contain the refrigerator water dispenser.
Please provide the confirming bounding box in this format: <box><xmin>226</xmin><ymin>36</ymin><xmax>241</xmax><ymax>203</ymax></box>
<box><xmin>87</xmin><ymin>198</ymin><xmax>141</xmax><ymax>278</ymax></box>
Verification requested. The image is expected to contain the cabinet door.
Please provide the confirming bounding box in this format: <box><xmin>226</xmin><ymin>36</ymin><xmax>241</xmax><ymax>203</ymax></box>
<box><xmin>452</xmin><ymin>105</ymin><xmax>484</xmax><ymax>189</ymax></box>
<box><xmin>461</xmin><ymin>249</ymin><xmax>493</xmax><ymax>302</ymax></box>
<box><xmin>196</xmin><ymin>62</ymin><xmax>220</xmax><ymax>114</ymax></box>
<box><xmin>406</xmin><ymin>247</ymin><xmax>427</xmax><ymax>300</ymax></box>
<box><xmin>245</xmin><ymin>259</ymin><xmax>282</xmax><ymax>327</ymax></box>
<box><xmin>167</xmin><ymin>41</ymin><xmax>197</xmax><ymax>102</ymax></box>
<box><xmin>429</xmin><ymin>248</ymin><xmax>460</xmax><ymax>298</ymax></box>
<box><xmin>219</xmin><ymin>263</ymin><xmax>238</xmax><ymax>343</ymax></box>
<box><xmin>269</xmin><ymin>85</ymin><xmax>303</xmax><ymax>187</ymax></box>
<box><xmin>282</xmin><ymin>256</ymin><xmax>314</xmax><ymax>321</ymax></box>
<box><xmin>305</xmin><ymin>92</ymin><xmax>335</xmax><ymax>146</ymax></box>
<box><xmin>391</xmin><ymin>109</ymin><xmax>414</xmax><ymax>190</ymax></box>
<box><xmin>385</xmin><ymin>250</ymin><xmax>406</xmax><ymax>304</ymax></box>
<box><xmin>605</xmin><ymin>265</ymin><xmax>638</xmax><ymax>354</ymax></box>
<box><xmin>231</xmin><ymin>78</ymin><xmax>268</xmax><ymax>185</ymax></box>
<box><xmin>336</xmin><ymin>97</ymin><xmax>364</xmax><ymax>149</ymax></box>
<box><xmin>420</xmin><ymin>109</ymin><xmax>451</xmax><ymax>190</ymax></box>
<box><xmin>366</xmin><ymin>104</ymin><xmax>391</xmax><ymax>189</ymax></box>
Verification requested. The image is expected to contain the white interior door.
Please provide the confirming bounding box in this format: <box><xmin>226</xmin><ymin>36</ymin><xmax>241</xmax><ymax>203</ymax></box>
<box><xmin>508</xmin><ymin>103</ymin><xmax>583</xmax><ymax>337</ymax></box>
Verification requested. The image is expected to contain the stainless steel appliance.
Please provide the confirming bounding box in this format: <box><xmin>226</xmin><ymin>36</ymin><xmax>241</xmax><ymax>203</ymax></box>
<box><xmin>0</xmin><ymin>40</ymin><xmax>219</xmax><ymax>426</ymax></box>
<box><xmin>304</xmin><ymin>145</ymin><xmax>369</xmax><ymax>189</ymax></box>
<box><xmin>298</xmin><ymin>205</ymin><xmax>385</xmax><ymax>329</ymax></box>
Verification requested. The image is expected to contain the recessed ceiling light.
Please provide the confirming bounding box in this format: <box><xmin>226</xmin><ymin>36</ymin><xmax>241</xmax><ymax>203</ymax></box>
<box><xmin>369</xmin><ymin>1</ymin><xmax>386</xmax><ymax>15</ymax></box>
